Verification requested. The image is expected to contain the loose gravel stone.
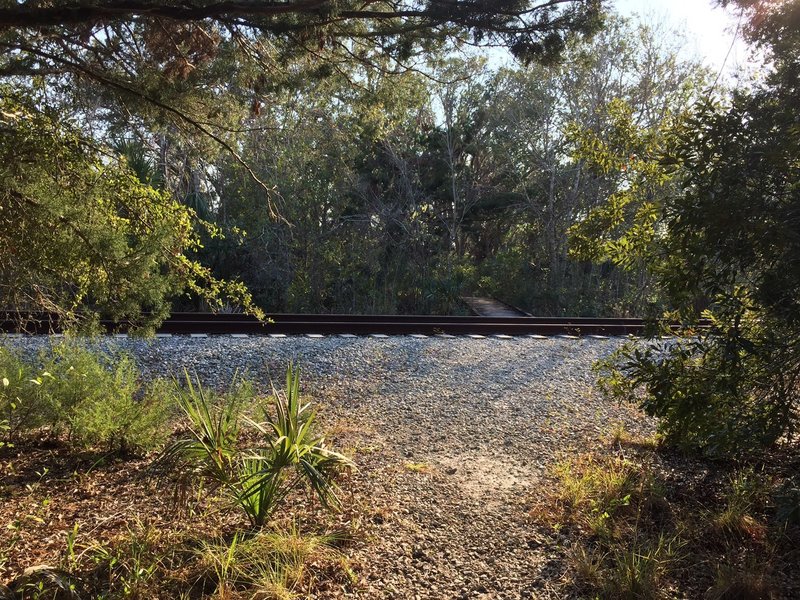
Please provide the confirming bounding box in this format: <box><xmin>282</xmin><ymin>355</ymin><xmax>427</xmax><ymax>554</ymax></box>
<box><xmin>2</xmin><ymin>334</ymin><xmax>653</xmax><ymax>599</ymax></box>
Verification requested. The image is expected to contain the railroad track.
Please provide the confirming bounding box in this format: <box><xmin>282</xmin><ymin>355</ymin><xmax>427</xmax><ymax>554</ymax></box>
<box><xmin>0</xmin><ymin>312</ymin><xmax>701</xmax><ymax>337</ymax></box>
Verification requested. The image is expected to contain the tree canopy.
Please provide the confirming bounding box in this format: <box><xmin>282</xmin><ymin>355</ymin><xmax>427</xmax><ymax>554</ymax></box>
<box><xmin>0</xmin><ymin>0</ymin><xmax>604</xmax><ymax>328</ymax></box>
<box><xmin>0</xmin><ymin>0</ymin><xmax>602</xmax><ymax>63</ymax></box>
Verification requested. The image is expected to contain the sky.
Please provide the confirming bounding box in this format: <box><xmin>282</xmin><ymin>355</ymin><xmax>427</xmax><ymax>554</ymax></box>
<box><xmin>612</xmin><ymin>0</ymin><xmax>751</xmax><ymax>77</ymax></box>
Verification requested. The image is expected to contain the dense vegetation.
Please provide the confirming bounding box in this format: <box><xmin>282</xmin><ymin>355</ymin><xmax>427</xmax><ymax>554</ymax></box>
<box><xmin>0</xmin><ymin>344</ymin><xmax>353</xmax><ymax>598</ymax></box>
<box><xmin>580</xmin><ymin>0</ymin><xmax>800</xmax><ymax>456</ymax></box>
<box><xmin>198</xmin><ymin>16</ymin><xmax>705</xmax><ymax>316</ymax></box>
<box><xmin>0</xmin><ymin>0</ymin><xmax>709</xmax><ymax>320</ymax></box>
<box><xmin>0</xmin><ymin>0</ymin><xmax>604</xmax><ymax>325</ymax></box>
<box><xmin>1</xmin><ymin>0</ymin><xmax>800</xmax><ymax>597</ymax></box>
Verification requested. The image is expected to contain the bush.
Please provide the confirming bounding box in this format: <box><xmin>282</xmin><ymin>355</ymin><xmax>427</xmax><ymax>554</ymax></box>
<box><xmin>569</xmin><ymin>1</ymin><xmax>800</xmax><ymax>457</ymax></box>
<box><xmin>596</xmin><ymin>326</ymin><xmax>796</xmax><ymax>455</ymax></box>
<box><xmin>0</xmin><ymin>342</ymin><xmax>172</xmax><ymax>453</ymax></box>
<box><xmin>67</xmin><ymin>375</ymin><xmax>174</xmax><ymax>454</ymax></box>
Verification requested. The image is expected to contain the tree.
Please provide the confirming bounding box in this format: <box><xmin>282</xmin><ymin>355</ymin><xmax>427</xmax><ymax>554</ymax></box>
<box><xmin>0</xmin><ymin>91</ymin><xmax>256</xmax><ymax>331</ymax></box>
<box><xmin>0</xmin><ymin>0</ymin><xmax>603</xmax><ymax>325</ymax></box>
<box><xmin>0</xmin><ymin>1</ymin><xmax>604</xmax><ymax>175</ymax></box>
<box><xmin>583</xmin><ymin>0</ymin><xmax>800</xmax><ymax>453</ymax></box>
<box><xmin>0</xmin><ymin>1</ymin><xmax>602</xmax><ymax>64</ymax></box>
<box><xmin>196</xmin><ymin>13</ymin><xmax>706</xmax><ymax>316</ymax></box>
<box><xmin>471</xmin><ymin>16</ymin><xmax>707</xmax><ymax>315</ymax></box>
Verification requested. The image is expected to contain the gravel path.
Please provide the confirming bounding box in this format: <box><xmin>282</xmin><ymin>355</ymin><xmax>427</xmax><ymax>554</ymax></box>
<box><xmin>4</xmin><ymin>334</ymin><xmax>653</xmax><ymax>599</ymax></box>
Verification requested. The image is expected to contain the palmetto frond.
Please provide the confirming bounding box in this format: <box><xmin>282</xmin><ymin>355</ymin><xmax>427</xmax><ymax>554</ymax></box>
<box><xmin>159</xmin><ymin>365</ymin><xmax>352</xmax><ymax>527</ymax></box>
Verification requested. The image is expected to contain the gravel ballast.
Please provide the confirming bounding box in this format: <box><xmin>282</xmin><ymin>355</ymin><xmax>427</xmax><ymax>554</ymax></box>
<box><xmin>3</xmin><ymin>334</ymin><xmax>654</xmax><ymax>599</ymax></box>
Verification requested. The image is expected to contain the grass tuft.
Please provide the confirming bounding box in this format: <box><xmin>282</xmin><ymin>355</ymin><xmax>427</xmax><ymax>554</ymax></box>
<box><xmin>195</xmin><ymin>526</ymin><xmax>337</xmax><ymax>600</ymax></box>
<box><xmin>706</xmin><ymin>561</ymin><xmax>778</xmax><ymax>600</ymax></box>
<box><xmin>536</xmin><ymin>425</ymin><xmax>798</xmax><ymax>599</ymax></box>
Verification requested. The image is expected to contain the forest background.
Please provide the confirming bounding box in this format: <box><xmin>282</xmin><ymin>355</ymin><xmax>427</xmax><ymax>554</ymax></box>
<box><xmin>186</xmin><ymin>14</ymin><xmax>709</xmax><ymax>318</ymax></box>
<box><xmin>0</xmin><ymin>0</ymin><xmax>714</xmax><ymax>320</ymax></box>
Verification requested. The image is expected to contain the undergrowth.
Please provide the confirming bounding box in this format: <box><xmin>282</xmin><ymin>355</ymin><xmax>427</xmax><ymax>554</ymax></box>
<box><xmin>160</xmin><ymin>366</ymin><xmax>353</xmax><ymax>527</ymax></box>
<box><xmin>0</xmin><ymin>345</ymin><xmax>355</xmax><ymax>599</ymax></box>
<box><xmin>0</xmin><ymin>342</ymin><xmax>172</xmax><ymax>453</ymax></box>
<box><xmin>535</xmin><ymin>428</ymin><xmax>798</xmax><ymax>599</ymax></box>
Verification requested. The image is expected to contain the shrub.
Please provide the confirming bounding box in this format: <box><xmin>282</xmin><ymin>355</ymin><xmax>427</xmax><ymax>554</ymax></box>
<box><xmin>0</xmin><ymin>346</ymin><xmax>49</xmax><ymax>437</ymax></box>
<box><xmin>571</xmin><ymin>2</ymin><xmax>800</xmax><ymax>457</ymax></box>
<box><xmin>70</xmin><ymin>376</ymin><xmax>174</xmax><ymax>454</ymax></box>
<box><xmin>160</xmin><ymin>371</ymin><xmax>250</xmax><ymax>492</ymax></box>
<box><xmin>43</xmin><ymin>344</ymin><xmax>171</xmax><ymax>452</ymax></box>
<box><xmin>596</xmin><ymin>331</ymin><xmax>797</xmax><ymax>455</ymax></box>
<box><xmin>0</xmin><ymin>342</ymin><xmax>172</xmax><ymax>453</ymax></box>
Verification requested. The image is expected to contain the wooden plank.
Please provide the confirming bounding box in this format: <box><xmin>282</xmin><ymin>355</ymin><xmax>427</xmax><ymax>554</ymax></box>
<box><xmin>461</xmin><ymin>296</ymin><xmax>526</xmax><ymax>317</ymax></box>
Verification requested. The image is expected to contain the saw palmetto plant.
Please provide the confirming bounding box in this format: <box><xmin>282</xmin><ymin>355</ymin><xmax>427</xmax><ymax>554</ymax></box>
<box><xmin>235</xmin><ymin>366</ymin><xmax>353</xmax><ymax>526</ymax></box>
<box><xmin>160</xmin><ymin>366</ymin><xmax>352</xmax><ymax>527</ymax></box>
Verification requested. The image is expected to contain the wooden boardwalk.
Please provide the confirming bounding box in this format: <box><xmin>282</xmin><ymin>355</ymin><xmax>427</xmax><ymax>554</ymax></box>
<box><xmin>461</xmin><ymin>296</ymin><xmax>529</xmax><ymax>317</ymax></box>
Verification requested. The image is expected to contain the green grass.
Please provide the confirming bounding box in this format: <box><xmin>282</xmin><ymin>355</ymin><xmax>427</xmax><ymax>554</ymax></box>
<box><xmin>552</xmin><ymin>453</ymin><xmax>661</xmax><ymax>541</ymax></box>
<box><xmin>195</xmin><ymin>526</ymin><xmax>339</xmax><ymax>600</ymax></box>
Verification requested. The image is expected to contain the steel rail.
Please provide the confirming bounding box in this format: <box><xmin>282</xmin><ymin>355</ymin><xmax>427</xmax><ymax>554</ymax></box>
<box><xmin>1</xmin><ymin>312</ymin><xmax>705</xmax><ymax>336</ymax></box>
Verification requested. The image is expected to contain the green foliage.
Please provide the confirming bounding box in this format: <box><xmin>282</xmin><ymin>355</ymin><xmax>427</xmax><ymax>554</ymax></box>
<box><xmin>162</xmin><ymin>366</ymin><xmax>352</xmax><ymax>527</ymax></box>
<box><xmin>0</xmin><ymin>0</ymin><xmax>606</xmax><ymax>324</ymax></box>
<box><xmin>567</xmin><ymin>98</ymin><xmax>675</xmax><ymax>271</ymax></box>
<box><xmin>160</xmin><ymin>371</ymin><xmax>250</xmax><ymax>488</ymax></box>
<box><xmin>576</xmin><ymin>1</ymin><xmax>800</xmax><ymax>454</ymax></box>
<box><xmin>42</xmin><ymin>344</ymin><xmax>173</xmax><ymax>452</ymax></box>
<box><xmin>593</xmin><ymin>86</ymin><xmax>800</xmax><ymax>454</ymax></box>
<box><xmin>542</xmin><ymin>448</ymin><xmax>685</xmax><ymax>599</ymax></box>
<box><xmin>596</xmin><ymin>332</ymin><xmax>795</xmax><ymax>454</ymax></box>
<box><xmin>202</xmin><ymin>15</ymin><xmax>705</xmax><ymax>317</ymax></box>
<box><xmin>0</xmin><ymin>92</ymin><xmax>261</xmax><ymax>331</ymax></box>
<box><xmin>0</xmin><ymin>346</ymin><xmax>44</xmax><ymax>438</ymax></box>
<box><xmin>0</xmin><ymin>342</ymin><xmax>172</xmax><ymax>453</ymax></box>
<box><xmin>553</xmin><ymin>453</ymin><xmax>661</xmax><ymax>541</ymax></box>
<box><xmin>0</xmin><ymin>1</ymin><xmax>602</xmax><ymax>76</ymax></box>
<box><xmin>0</xmin><ymin>4</ymin><xmax>709</xmax><ymax>322</ymax></box>
<box><xmin>238</xmin><ymin>366</ymin><xmax>352</xmax><ymax>526</ymax></box>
